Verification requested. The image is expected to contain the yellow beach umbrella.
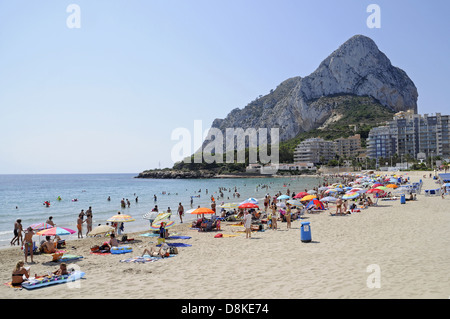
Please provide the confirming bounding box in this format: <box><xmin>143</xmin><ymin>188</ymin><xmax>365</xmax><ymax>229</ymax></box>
<box><xmin>107</xmin><ymin>214</ymin><xmax>135</xmax><ymax>223</ymax></box>
<box><xmin>300</xmin><ymin>195</ymin><xmax>317</xmax><ymax>202</ymax></box>
<box><xmin>386</xmin><ymin>184</ymin><xmax>398</xmax><ymax>189</ymax></box>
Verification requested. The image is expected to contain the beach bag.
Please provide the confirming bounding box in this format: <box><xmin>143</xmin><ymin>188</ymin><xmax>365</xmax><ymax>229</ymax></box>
<box><xmin>121</xmin><ymin>235</ymin><xmax>128</xmax><ymax>242</ymax></box>
<box><xmin>169</xmin><ymin>246</ymin><xmax>178</xmax><ymax>254</ymax></box>
<box><xmin>214</xmin><ymin>233</ymin><xmax>223</xmax><ymax>238</ymax></box>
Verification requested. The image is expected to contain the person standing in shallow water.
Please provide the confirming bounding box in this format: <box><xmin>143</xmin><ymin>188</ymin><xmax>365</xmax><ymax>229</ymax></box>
<box><xmin>11</xmin><ymin>219</ymin><xmax>23</xmax><ymax>246</ymax></box>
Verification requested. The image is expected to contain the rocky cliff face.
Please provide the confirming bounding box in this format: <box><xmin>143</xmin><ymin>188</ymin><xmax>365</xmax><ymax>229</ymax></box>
<box><xmin>204</xmin><ymin>35</ymin><xmax>418</xmax><ymax>147</ymax></box>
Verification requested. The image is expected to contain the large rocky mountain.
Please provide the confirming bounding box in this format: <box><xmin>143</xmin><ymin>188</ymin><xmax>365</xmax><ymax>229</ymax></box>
<box><xmin>204</xmin><ymin>35</ymin><xmax>418</xmax><ymax>147</ymax></box>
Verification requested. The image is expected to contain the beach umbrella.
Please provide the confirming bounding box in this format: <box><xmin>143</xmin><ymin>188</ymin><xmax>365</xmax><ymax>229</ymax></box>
<box><xmin>333</xmin><ymin>188</ymin><xmax>343</xmax><ymax>192</ymax></box>
<box><xmin>320</xmin><ymin>196</ymin><xmax>337</xmax><ymax>202</ymax></box>
<box><xmin>238</xmin><ymin>202</ymin><xmax>259</xmax><ymax>209</ymax></box>
<box><xmin>307</xmin><ymin>190</ymin><xmax>317</xmax><ymax>195</ymax></box>
<box><xmin>142</xmin><ymin>211</ymin><xmax>160</xmax><ymax>220</ymax></box>
<box><xmin>36</xmin><ymin>226</ymin><xmax>76</xmax><ymax>236</ymax></box>
<box><xmin>88</xmin><ymin>225</ymin><xmax>115</xmax><ymax>236</ymax></box>
<box><xmin>372</xmin><ymin>183</ymin><xmax>383</xmax><ymax>188</ymax></box>
<box><xmin>287</xmin><ymin>199</ymin><xmax>303</xmax><ymax>206</ymax></box>
<box><xmin>277</xmin><ymin>194</ymin><xmax>290</xmax><ymax>200</ymax></box>
<box><xmin>190</xmin><ymin>207</ymin><xmax>215</xmax><ymax>215</ymax></box>
<box><xmin>324</xmin><ymin>189</ymin><xmax>338</xmax><ymax>194</ymax></box>
<box><xmin>386</xmin><ymin>184</ymin><xmax>398</xmax><ymax>189</ymax></box>
<box><xmin>318</xmin><ymin>186</ymin><xmax>329</xmax><ymax>191</ymax></box>
<box><xmin>219</xmin><ymin>203</ymin><xmax>238</xmax><ymax>209</ymax></box>
<box><xmin>306</xmin><ymin>199</ymin><xmax>325</xmax><ymax>210</ymax></box>
<box><xmin>107</xmin><ymin>214</ymin><xmax>135</xmax><ymax>223</ymax></box>
<box><xmin>342</xmin><ymin>192</ymin><xmax>360</xmax><ymax>200</ymax></box>
<box><xmin>300</xmin><ymin>195</ymin><xmax>317</xmax><ymax>202</ymax></box>
<box><xmin>366</xmin><ymin>188</ymin><xmax>385</xmax><ymax>194</ymax></box>
<box><xmin>153</xmin><ymin>212</ymin><xmax>171</xmax><ymax>223</ymax></box>
<box><xmin>150</xmin><ymin>220</ymin><xmax>175</xmax><ymax>230</ymax></box>
<box><xmin>443</xmin><ymin>183</ymin><xmax>450</xmax><ymax>187</ymax></box>
<box><xmin>293</xmin><ymin>192</ymin><xmax>309</xmax><ymax>199</ymax></box>
<box><xmin>375</xmin><ymin>186</ymin><xmax>389</xmax><ymax>191</ymax></box>
<box><xmin>28</xmin><ymin>223</ymin><xmax>53</xmax><ymax>231</ymax></box>
<box><xmin>241</xmin><ymin>197</ymin><xmax>258</xmax><ymax>204</ymax></box>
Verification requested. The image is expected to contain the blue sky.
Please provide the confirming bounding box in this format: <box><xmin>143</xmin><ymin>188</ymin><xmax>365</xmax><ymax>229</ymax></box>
<box><xmin>0</xmin><ymin>0</ymin><xmax>449</xmax><ymax>173</ymax></box>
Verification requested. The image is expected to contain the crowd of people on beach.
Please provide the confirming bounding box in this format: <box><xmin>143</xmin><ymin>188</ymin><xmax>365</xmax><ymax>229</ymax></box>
<box><xmin>8</xmin><ymin>168</ymin><xmax>449</xmax><ymax>290</ymax></box>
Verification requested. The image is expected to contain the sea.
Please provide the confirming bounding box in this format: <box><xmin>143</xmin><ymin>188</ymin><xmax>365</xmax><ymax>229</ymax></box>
<box><xmin>0</xmin><ymin>173</ymin><xmax>326</xmax><ymax>248</ymax></box>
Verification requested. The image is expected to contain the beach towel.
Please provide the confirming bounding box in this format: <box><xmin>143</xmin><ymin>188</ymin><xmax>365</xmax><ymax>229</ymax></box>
<box><xmin>215</xmin><ymin>234</ymin><xmax>239</xmax><ymax>238</ymax></box>
<box><xmin>119</xmin><ymin>254</ymin><xmax>176</xmax><ymax>263</ymax></box>
<box><xmin>139</xmin><ymin>233</ymin><xmax>159</xmax><ymax>237</ymax></box>
<box><xmin>156</xmin><ymin>243</ymin><xmax>192</xmax><ymax>247</ymax></box>
<box><xmin>59</xmin><ymin>254</ymin><xmax>83</xmax><ymax>262</ymax></box>
<box><xmin>167</xmin><ymin>236</ymin><xmax>191</xmax><ymax>240</ymax></box>
<box><xmin>90</xmin><ymin>251</ymin><xmax>111</xmax><ymax>255</ymax></box>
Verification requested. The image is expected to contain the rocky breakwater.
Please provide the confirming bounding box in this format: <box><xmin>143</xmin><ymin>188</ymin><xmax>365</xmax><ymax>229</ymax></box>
<box><xmin>135</xmin><ymin>169</ymin><xmax>217</xmax><ymax>179</ymax></box>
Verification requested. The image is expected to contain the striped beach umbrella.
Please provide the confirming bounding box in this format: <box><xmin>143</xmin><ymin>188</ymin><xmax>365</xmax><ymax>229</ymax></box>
<box><xmin>36</xmin><ymin>227</ymin><xmax>76</xmax><ymax>236</ymax></box>
<box><xmin>342</xmin><ymin>192</ymin><xmax>360</xmax><ymax>200</ymax></box>
<box><xmin>107</xmin><ymin>214</ymin><xmax>135</xmax><ymax>223</ymax></box>
<box><xmin>150</xmin><ymin>220</ymin><xmax>175</xmax><ymax>230</ymax></box>
<box><xmin>28</xmin><ymin>223</ymin><xmax>53</xmax><ymax>231</ymax></box>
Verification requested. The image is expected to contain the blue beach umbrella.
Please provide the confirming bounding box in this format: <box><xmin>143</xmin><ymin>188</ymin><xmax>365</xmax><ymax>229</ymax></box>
<box><xmin>277</xmin><ymin>194</ymin><xmax>290</xmax><ymax>200</ymax></box>
<box><xmin>241</xmin><ymin>198</ymin><xmax>258</xmax><ymax>205</ymax></box>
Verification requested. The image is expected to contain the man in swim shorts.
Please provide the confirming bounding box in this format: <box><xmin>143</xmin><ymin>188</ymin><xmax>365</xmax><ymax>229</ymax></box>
<box><xmin>178</xmin><ymin>202</ymin><xmax>184</xmax><ymax>223</ymax></box>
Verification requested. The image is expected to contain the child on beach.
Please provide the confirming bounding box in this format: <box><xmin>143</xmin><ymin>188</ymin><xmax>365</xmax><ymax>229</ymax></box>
<box><xmin>77</xmin><ymin>216</ymin><xmax>85</xmax><ymax>238</ymax></box>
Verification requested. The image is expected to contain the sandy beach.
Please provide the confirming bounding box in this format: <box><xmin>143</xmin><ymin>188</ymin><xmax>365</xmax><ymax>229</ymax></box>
<box><xmin>1</xmin><ymin>170</ymin><xmax>449</xmax><ymax>299</ymax></box>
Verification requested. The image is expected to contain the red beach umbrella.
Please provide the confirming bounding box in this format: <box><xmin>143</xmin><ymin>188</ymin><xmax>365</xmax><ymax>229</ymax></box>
<box><xmin>293</xmin><ymin>192</ymin><xmax>309</xmax><ymax>199</ymax></box>
<box><xmin>238</xmin><ymin>203</ymin><xmax>259</xmax><ymax>209</ymax></box>
<box><xmin>366</xmin><ymin>188</ymin><xmax>385</xmax><ymax>194</ymax></box>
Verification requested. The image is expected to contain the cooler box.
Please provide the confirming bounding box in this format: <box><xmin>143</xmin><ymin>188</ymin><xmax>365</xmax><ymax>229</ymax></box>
<box><xmin>400</xmin><ymin>194</ymin><xmax>405</xmax><ymax>204</ymax></box>
<box><xmin>300</xmin><ymin>222</ymin><xmax>311</xmax><ymax>242</ymax></box>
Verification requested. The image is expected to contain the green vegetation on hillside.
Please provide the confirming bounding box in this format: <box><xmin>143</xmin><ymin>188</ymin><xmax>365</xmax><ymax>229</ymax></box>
<box><xmin>278</xmin><ymin>95</ymin><xmax>395</xmax><ymax>162</ymax></box>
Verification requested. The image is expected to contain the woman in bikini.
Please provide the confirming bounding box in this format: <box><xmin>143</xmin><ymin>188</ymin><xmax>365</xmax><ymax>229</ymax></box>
<box><xmin>23</xmin><ymin>227</ymin><xmax>34</xmax><ymax>263</ymax></box>
<box><xmin>11</xmin><ymin>261</ymin><xmax>30</xmax><ymax>287</ymax></box>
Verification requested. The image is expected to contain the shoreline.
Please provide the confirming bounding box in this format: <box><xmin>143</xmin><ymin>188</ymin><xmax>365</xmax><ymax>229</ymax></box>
<box><xmin>1</xmin><ymin>170</ymin><xmax>449</xmax><ymax>299</ymax></box>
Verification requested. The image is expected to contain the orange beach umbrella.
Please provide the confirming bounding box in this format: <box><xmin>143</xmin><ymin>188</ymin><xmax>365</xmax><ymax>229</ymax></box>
<box><xmin>190</xmin><ymin>207</ymin><xmax>215</xmax><ymax>215</ymax></box>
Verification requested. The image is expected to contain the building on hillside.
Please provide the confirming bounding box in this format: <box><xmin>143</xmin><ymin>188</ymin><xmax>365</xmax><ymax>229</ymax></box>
<box><xmin>334</xmin><ymin>134</ymin><xmax>363</xmax><ymax>158</ymax></box>
<box><xmin>293</xmin><ymin>138</ymin><xmax>336</xmax><ymax>164</ymax></box>
<box><xmin>366</xmin><ymin>112</ymin><xmax>450</xmax><ymax>160</ymax></box>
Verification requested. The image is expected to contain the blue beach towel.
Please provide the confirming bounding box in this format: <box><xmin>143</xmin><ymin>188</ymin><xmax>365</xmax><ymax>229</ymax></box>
<box><xmin>167</xmin><ymin>236</ymin><xmax>191</xmax><ymax>240</ymax></box>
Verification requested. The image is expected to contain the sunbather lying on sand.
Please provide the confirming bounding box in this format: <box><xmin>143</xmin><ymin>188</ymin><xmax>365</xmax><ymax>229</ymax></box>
<box><xmin>141</xmin><ymin>243</ymin><xmax>170</xmax><ymax>258</ymax></box>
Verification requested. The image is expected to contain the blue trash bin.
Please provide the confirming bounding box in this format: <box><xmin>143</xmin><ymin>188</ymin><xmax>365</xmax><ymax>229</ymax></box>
<box><xmin>300</xmin><ymin>221</ymin><xmax>311</xmax><ymax>242</ymax></box>
<box><xmin>400</xmin><ymin>194</ymin><xmax>405</xmax><ymax>204</ymax></box>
